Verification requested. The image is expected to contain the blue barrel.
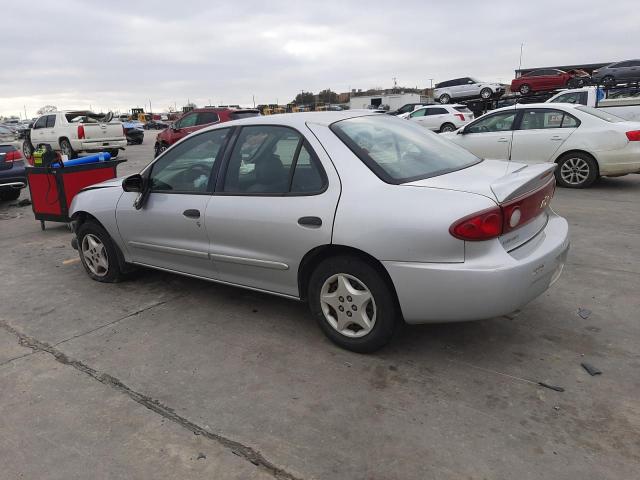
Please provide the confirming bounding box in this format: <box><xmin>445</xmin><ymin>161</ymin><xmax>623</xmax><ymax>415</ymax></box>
<box><xmin>52</xmin><ymin>152</ymin><xmax>111</xmax><ymax>168</ymax></box>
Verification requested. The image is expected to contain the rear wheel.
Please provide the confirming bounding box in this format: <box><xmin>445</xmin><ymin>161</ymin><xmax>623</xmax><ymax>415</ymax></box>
<box><xmin>23</xmin><ymin>139</ymin><xmax>33</xmax><ymax>158</ymax></box>
<box><xmin>602</xmin><ymin>75</ymin><xmax>615</xmax><ymax>87</ymax></box>
<box><xmin>154</xmin><ymin>142</ymin><xmax>168</xmax><ymax>158</ymax></box>
<box><xmin>76</xmin><ymin>221</ymin><xmax>125</xmax><ymax>282</ymax></box>
<box><xmin>480</xmin><ymin>88</ymin><xmax>492</xmax><ymax>99</ymax></box>
<box><xmin>60</xmin><ymin>138</ymin><xmax>77</xmax><ymax>159</ymax></box>
<box><xmin>440</xmin><ymin>123</ymin><xmax>456</xmax><ymax>133</ymax></box>
<box><xmin>519</xmin><ymin>84</ymin><xmax>531</xmax><ymax>95</ymax></box>
<box><xmin>555</xmin><ymin>153</ymin><xmax>598</xmax><ymax>188</ymax></box>
<box><xmin>0</xmin><ymin>189</ymin><xmax>21</xmax><ymax>201</ymax></box>
<box><xmin>438</xmin><ymin>94</ymin><xmax>451</xmax><ymax>104</ymax></box>
<box><xmin>308</xmin><ymin>256</ymin><xmax>397</xmax><ymax>353</ymax></box>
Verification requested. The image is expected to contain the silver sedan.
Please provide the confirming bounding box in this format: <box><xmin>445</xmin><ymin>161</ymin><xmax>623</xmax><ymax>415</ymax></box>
<box><xmin>69</xmin><ymin>112</ymin><xmax>569</xmax><ymax>352</ymax></box>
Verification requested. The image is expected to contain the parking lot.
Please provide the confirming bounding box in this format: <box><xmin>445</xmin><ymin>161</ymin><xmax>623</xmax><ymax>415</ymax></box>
<box><xmin>1</xmin><ymin>131</ymin><xmax>639</xmax><ymax>479</ymax></box>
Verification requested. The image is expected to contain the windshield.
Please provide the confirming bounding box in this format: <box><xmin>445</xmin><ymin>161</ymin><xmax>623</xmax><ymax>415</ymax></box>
<box><xmin>575</xmin><ymin>106</ymin><xmax>625</xmax><ymax>123</ymax></box>
<box><xmin>330</xmin><ymin>115</ymin><xmax>481</xmax><ymax>184</ymax></box>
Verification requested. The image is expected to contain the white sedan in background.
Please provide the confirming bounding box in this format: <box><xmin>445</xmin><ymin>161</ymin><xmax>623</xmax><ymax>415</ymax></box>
<box><xmin>441</xmin><ymin>103</ymin><xmax>640</xmax><ymax>188</ymax></box>
<box><xmin>402</xmin><ymin>104</ymin><xmax>474</xmax><ymax>133</ymax></box>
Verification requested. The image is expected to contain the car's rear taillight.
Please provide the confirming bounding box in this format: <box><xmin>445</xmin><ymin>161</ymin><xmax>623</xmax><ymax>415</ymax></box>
<box><xmin>450</xmin><ymin>206</ymin><xmax>503</xmax><ymax>241</ymax></box>
<box><xmin>626</xmin><ymin>130</ymin><xmax>640</xmax><ymax>141</ymax></box>
<box><xmin>450</xmin><ymin>179</ymin><xmax>555</xmax><ymax>241</ymax></box>
<box><xmin>4</xmin><ymin>150</ymin><xmax>22</xmax><ymax>162</ymax></box>
<box><xmin>455</xmin><ymin>113</ymin><xmax>465</xmax><ymax>121</ymax></box>
<box><xmin>78</xmin><ymin>125</ymin><xmax>85</xmax><ymax>139</ymax></box>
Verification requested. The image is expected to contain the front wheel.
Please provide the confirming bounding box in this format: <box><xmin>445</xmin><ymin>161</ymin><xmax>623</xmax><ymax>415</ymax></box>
<box><xmin>555</xmin><ymin>153</ymin><xmax>598</xmax><ymax>188</ymax></box>
<box><xmin>519</xmin><ymin>84</ymin><xmax>531</xmax><ymax>95</ymax></box>
<box><xmin>154</xmin><ymin>142</ymin><xmax>168</xmax><ymax>158</ymax></box>
<box><xmin>308</xmin><ymin>256</ymin><xmax>398</xmax><ymax>353</ymax></box>
<box><xmin>480</xmin><ymin>87</ymin><xmax>492</xmax><ymax>99</ymax></box>
<box><xmin>76</xmin><ymin>221</ymin><xmax>125</xmax><ymax>282</ymax></box>
<box><xmin>438</xmin><ymin>94</ymin><xmax>451</xmax><ymax>104</ymax></box>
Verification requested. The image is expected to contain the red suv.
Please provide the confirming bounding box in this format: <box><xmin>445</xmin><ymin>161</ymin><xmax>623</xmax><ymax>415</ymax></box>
<box><xmin>510</xmin><ymin>69</ymin><xmax>589</xmax><ymax>95</ymax></box>
<box><xmin>154</xmin><ymin>108</ymin><xmax>260</xmax><ymax>157</ymax></box>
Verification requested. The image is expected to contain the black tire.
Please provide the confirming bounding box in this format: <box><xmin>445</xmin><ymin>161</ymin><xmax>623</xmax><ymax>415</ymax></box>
<box><xmin>23</xmin><ymin>139</ymin><xmax>33</xmax><ymax>159</ymax></box>
<box><xmin>555</xmin><ymin>152</ymin><xmax>598</xmax><ymax>188</ymax></box>
<box><xmin>108</xmin><ymin>149</ymin><xmax>119</xmax><ymax>158</ymax></box>
<box><xmin>0</xmin><ymin>189</ymin><xmax>21</xmax><ymax>201</ymax></box>
<box><xmin>76</xmin><ymin>220</ymin><xmax>125</xmax><ymax>283</ymax></box>
<box><xmin>519</xmin><ymin>84</ymin><xmax>531</xmax><ymax>95</ymax></box>
<box><xmin>602</xmin><ymin>75</ymin><xmax>615</xmax><ymax>87</ymax></box>
<box><xmin>60</xmin><ymin>138</ymin><xmax>77</xmax><ymax>159</ymax></box>
<box><xmin>308</xmin><ymin>256</ymin><xmax>398</xmax><ymax>353</ymax></box>
<box><xmin>440</xmin><ymin>122</ymin><xmax>456</xmax><ymax>133</ymax></box>
<box><xmin>480</xmin><ymin>87</ymin><xmax>492</xmax><ymax>99</ymax></box>
<box><xmin>438</xmin><ymin>94</ymin><xmax>451</xmax><ymax>104</ymax></box>
<box><xmin>154</xmin><ymin>142</ymin><xmax>168</xmax><ymax>158</ymax></box>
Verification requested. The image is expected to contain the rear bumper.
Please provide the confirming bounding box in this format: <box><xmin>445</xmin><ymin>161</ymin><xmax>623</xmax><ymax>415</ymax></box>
<box><xmin>384</xmin><ymin>214</ymin><xmax>570</xmax><ymax>324</ymax></box>
<box><xmin>596</xmin><ymin>148</ymin><xmax>640</xmax><ymax>176</ymax></box>
<box><xmin>79</xmin><ymin>139</ymin><xmax>127</xmax><ymax>151</ymax></box>
<box><xmin>0</xmin><ymin>161</ymin><xmax>26</xmax><ymax>189</ymax></box>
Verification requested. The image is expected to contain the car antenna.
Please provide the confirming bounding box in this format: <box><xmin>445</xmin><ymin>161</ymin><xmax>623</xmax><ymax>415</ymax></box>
<box><xmin>508</xmin><ymin>42</ymin><xmax>525</xmax><ymax>169</ymax></box>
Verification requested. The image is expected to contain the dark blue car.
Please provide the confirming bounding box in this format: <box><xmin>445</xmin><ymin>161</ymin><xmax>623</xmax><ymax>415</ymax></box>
<box><xmin>0</xmin><ymin>144</ymin><xmax>26</xmax><ymax>201</ymax></box>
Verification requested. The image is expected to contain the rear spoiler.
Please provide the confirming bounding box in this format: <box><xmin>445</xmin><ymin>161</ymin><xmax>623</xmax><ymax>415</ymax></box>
<box><xmin>490</xmin><ymin>163</ymin><xmax>556</xmax><ymax>203</ymax></box>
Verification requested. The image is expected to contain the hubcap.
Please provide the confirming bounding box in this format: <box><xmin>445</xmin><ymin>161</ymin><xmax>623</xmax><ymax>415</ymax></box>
<box><xmin>320</xmin><ymin>273</ymin><xmax>376</xmax><ymax>338</ymax></box>
<box><xmin>560</xmin><ymin>157</ymin><xmax>590</xmax><ymax>185</ymax></box>
<box><xmin>62</xmin><ymin>143</ymin><xmax>72</xmax><ymax>156</ymax></box>
<box><xmin>441</xmin><ymin>125</ymin><xmax>455</xmax><ymax>132</ymax></box>
<box><xmin>481</xmin><ymin>89</ymin><xmax>491</xmax><ymax>98</ymax></box>
<box><xmin>81</xmin><ymin>234</ymin><xmax>109</xmax><ymax>277</ymax></box>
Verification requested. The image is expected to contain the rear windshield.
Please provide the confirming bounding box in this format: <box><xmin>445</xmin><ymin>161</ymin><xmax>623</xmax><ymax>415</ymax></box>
<box><xmin>454</xmin><ymin>107</ymin><xmax>472</xmax><ymax>113</ymax></box>
<box><xmin>575</xmin><ymin>106</ymin><xmax>625</xmax><ymax>123</ymax></box>
<box><xmin>231</xmin><ymin>111</ymin><xmax>260</xmax><ymax>120</ymax></box>
<box><xmin>330</xmin><ymin>115</ymin><xmax>481</xmax><ymax>184</ymax></box>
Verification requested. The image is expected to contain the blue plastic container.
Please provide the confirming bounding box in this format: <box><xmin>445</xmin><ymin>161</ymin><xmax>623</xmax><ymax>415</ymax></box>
<box><xmin>52</xmin><ymin>152</ymin><xmax>111</xmax><ymax>168</ymax></box>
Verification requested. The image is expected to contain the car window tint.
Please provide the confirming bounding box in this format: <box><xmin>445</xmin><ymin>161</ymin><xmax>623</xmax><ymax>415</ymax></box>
<box><xmin>466</xmin><ymin>112</ymin><xmax>516</xmax><ymax>133</ymax></box>
<box><xmin>410</xmin><ymin>109</ymin><xmax>426</xmax><ymax>118</ymax></box>
<box><xmin>520</xmin><ymin>109</ymin><xmax>564</xmax><ymax>129</ymax></box>
<box><xmin>45</xmin><ymin>115</ymin><xmax>56</xmax><ymax>128</ymax></box>
<box><xmin>150</xmin><ymin>129</ymin><xmax>229</xmax><ymax>193</ymax></box>
<box><xmin>177</xmin><ymin>113</ymin><xmax>197</xmax><ymax>128</ymax></box>
<box><xmin>428</xmin><ymin>108</ymin><xmax>448</xmax><ymax>115</ymax></box>
<box><xmin>290</xmin><ymin>144</ymin><xmax>325</xmax><ymax>193</ymax></box>
<box><xmin>33</xmin><ymin>117</ymin><xmax>47</xmax><ymax>129</ymax></box>
<box><xmin>197</xmin><ymin>112</ymin><xmax>219</xmax><ymax>125</ymax></box>
<box><xmin>561</xmin><ymin>114</ymin><xmax>580</xmax><ymax>128</ymax></box>
<box><xmin>223</xmin><ymin>126</ymin><xmax>301</xmax><ymax>194</ymax></box>
<box><xmin>552</xmin><ymin>92</ymin><xmax>580</xmax><ymax>103</ymax></box>
<box><xmin>331</xmin><ymin>115</ymin><xmax>480</xmax><ymax>183</ymax></box>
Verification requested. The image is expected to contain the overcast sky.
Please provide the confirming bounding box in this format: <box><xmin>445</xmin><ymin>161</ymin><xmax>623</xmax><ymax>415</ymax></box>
<box><xmin>1</xmin><ymin>0</ymin><xmax>639</xmax><ymax>117</ymax></box>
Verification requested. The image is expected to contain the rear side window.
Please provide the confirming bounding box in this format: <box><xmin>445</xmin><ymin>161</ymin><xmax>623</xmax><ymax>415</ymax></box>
<box><xmin>230</xmin><ymin>111</ymin><xmax>260</xmax><ymax>120</ymax></box>
<box><xmin>426</xmin><ymin>108</ymin><xmax>448</xmax><ymax>115</ymax></box>
<box><xmin>222</xmin><ymin>126</ymin><xmax>326</xmax><ymax>194</ymax></box>
<box><xmin>46</xmin><ymin>115</ymin><xmax>56</xmax><ymax>128</ymax></box>
<box><xmin>197</xmin><ymin>112</ymin><xmax>219</xmax><ymax>125</ymax></box>
<box><xmin>575</xmin><ymin>106</ymin><xmax>625</xmax><ymax>123</ymax></box>
<box><xmin>454</xmin><ymin>106</ymin><xmax>472</xmax><ymax>113</ymax></box>
<box><xmin>519</xmin><ymin>109</ymin><xmax>580</xmax><ymax>129</ymax></box>
<box><xmin>331</xmin><ymin>115</ymin><xmax>481</xmax><ymax>184</ymax></box>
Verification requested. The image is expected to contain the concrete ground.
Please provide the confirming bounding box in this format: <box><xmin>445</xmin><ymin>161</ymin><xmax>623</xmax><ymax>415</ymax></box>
<box><xmin>1</xmin><ymin>131</ymin><xmax>639</xmax><ymax>479</ymax></box>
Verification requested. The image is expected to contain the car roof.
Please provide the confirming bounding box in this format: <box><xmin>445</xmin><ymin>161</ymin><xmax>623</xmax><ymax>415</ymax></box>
<box><xmin>489</xmin><ymin>103</ymin><xmax>581</xmax><ymax>113</ymax></box>
<box><xmin>201</xmin><ymin>111</ymin><xmax>377</xmax><ymax>131</ymax></box>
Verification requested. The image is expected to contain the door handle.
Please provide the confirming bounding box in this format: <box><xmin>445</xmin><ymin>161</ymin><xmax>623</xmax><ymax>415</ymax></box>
<box><xmin>183</xmin><ymin>209</ymin><xmax>201</xmax><ymax>219</ymax></box>
<box><xmin>550</xmin><ymin>136</ymin><xmax>564</xmax><ymax>141</ymax></box>
<box><xmin>497</xmin><ymin>138</ymin><xmax>509</xmax><ymax>142</ymax></box>
<box><xmin>298</xmin><ymin>216</ymin><xmax>322</xmax><ymax>227</ymax></box>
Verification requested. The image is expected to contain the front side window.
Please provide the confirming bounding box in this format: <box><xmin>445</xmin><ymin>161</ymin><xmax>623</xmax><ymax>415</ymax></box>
<box><xmin>409</xmin><ymin>108</ymin><xmax>427</xmax><ymax>118</ymax></box>
<box><xmin>466</xmin><ymin>111</ymin><xmax>516</xmax><ymax>133</ymax></box>
<box><xmin>222</xmin><ymin>126</ymin><xmax>325</xmax><ymax>194</ymax></box>
<box><xmin>46</xmin><ymin>115</ymin><xmax>56</xmax><ymax>128</ymax></box>
<box><xmin>197</xmin><ymin>112</ymin><xmax>219</xmax><ymax>125</ymax></box>
<box><xmin>33</xmin><ymin>117</ymin><xmax>47</xmax><ymax>129</ymax></box>
<box><xmin>519</xmin><ymin>109</ymin><xmax>579</xmax><ymax>129</ymax></box>
<box><xmin>331</xmin><ymin>115</ymin><xmax>480</xmax><ymax>184</ymax></box>
<box><xmin>176</xmin><ymin>113</ymin><xmax>197</xmax><ymax>129</ymax></box>
<box><xmin>149</xmin><ymin>129</ymin><xmax>230</xmax><ymax>193</ymax></box>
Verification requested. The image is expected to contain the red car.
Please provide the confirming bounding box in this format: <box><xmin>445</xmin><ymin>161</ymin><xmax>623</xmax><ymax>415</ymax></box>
<box><xmin>510</xmin><ymin>69</ymin><xmax>590</xmax><ymax>95</ymax></box>
<box><xmin>154</xmin><ymin>107</ymin><xmax>260</xmax><ymax>157</ymax></box>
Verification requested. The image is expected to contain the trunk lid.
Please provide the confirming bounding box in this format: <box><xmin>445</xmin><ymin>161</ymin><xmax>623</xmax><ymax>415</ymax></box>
<box><xmin>405</xmin><ymin>159</ymin><xmax>557</xmax><ymax>250</ymax></box>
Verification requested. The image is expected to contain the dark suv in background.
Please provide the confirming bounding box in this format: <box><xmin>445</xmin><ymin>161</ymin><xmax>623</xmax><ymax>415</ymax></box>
<box><xmin>154</xmin><ymin>108</ymin><xmax>260</xmax><ymax>157</ymax></box>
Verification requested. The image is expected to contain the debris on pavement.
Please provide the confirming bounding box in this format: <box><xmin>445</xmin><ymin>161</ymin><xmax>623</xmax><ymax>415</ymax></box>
<box><xmin>17</xmin><ymin>198</ymin><xmax>32</xmax><ymax>207</ymax></box>
<box><xmin>577</xmin><ymin>308</ymin><xmax>592</xmax><ymax>319</ymax></box>
<box><xmin>538</xmin><ymin>382</ymin><xmax>565</xmax><ymax>392</ymax></box>
<box><xmin>581</xmin><ymin>362</ymin><xmax>602</xmax><ymax>376</ymax></box>
<box><xmin>197</xmin><ymin>452</ymin><xmax>206</xmax><ymax>460</ymax></box>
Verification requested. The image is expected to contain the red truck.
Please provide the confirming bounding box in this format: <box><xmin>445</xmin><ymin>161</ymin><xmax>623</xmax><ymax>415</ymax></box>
<box><xmin>154</xmin><ymin>107</ymin><xmax>260</xmax><ymax>157</ymax></box>
<box><xmin>510</xmin><ymin>68</ymin><xmax>590</xmax><ymax>95</ymax></box>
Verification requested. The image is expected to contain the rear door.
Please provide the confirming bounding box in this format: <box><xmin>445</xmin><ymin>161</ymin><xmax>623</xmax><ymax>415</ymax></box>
<box><xmin>206</xmin><ymin>124</ymin><xmax>340</xmax><ymax>297</ymax></box>
<box><xmin>116</xmin><ymin>128</ymin><xmax>231</xmax><ymax>278</ymax></box>
<box><xmin>453</xmin><ymin>110</ymin><xmax>517</xmax><ymax>160</ymax></box>
<box><xmin>510</xmin><ymin>108</ymin><xmax>579</xmax><ymax>164</ymax></box>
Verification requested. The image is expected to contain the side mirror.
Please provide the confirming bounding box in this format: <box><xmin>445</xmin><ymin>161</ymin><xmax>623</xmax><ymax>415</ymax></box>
<box><xmin>457</xmin><ymin>128</ymin><xmax>466</xmax><ymax>135</ymax></box>
<box><xmin>171</xmin><ymin>124</ymin><xmax>180</xmax><ymax>131</ymax></box>
<box><xmin>122</xmin><ymin>174</ymin><xmax>144</xmax><ymax>192</ymax></box>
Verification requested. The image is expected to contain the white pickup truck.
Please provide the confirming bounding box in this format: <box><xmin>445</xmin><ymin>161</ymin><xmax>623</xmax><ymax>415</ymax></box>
<box><xmin>24</xmin><ymin>110</ymin><xmax>126</xmax><ymax>159</ymax></box>
<box><xmin>546</xmin><ymin>87</ymin><xmax>640</xmax><ymax>121</ymax></box>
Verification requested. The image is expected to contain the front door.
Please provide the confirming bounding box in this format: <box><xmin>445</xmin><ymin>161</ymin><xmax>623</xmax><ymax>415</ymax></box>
<box><xmin>454</xmin><ymin>110</ymin><xmax>517</xmax><ymax>160</ymax></box>
<box><xmin>206</xmin><ymin>125</ymin><xmax>340</xmax><ymax>297</ymax></box>
<box><xmin>510</xmin><ymin>108</ymin><xmax>578</xmax><ymax>164</ymax></box>
<box><xmin>168</xmin><ymin>111</ymin><xmax>200</xmax><ymax>144</ymax></box>
<box><xmin>116</xmin><ymin>128</ymin><xmax>231</xmax><ymax>278</ymax></box>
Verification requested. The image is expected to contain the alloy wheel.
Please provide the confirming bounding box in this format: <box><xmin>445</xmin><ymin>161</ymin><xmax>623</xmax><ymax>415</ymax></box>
<box><xmin>480</xmin><ymin>89</ymin><xmax>492</xmax><ymax>99</ymax></box>
<box><xmin>560</xmin><ymin>157</ymin><xmax>590</xmax><ymax>186</ymax></box>
<box><xmin>81</xmin><ymin>234</ymin><xmax>109</xmax><ymax>277</ymax></box>
<box><xmin>320</xmin><ymin>273</ymin><xmax>377</xmax><ymax>338</ymax></box>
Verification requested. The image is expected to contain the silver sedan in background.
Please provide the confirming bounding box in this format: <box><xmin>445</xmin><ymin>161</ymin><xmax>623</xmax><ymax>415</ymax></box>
<box><xmin>69</xmin><ymin>112</ymin><xmax>569</xmax><ymax>352</ymax></box>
